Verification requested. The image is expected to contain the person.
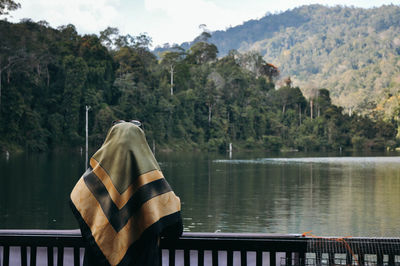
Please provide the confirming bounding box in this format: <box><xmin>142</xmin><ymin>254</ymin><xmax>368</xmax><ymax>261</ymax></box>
<box><xmin>70</xmin><ymin>120</ymin><xmax>183</xmax><ymax>265</ymax></box>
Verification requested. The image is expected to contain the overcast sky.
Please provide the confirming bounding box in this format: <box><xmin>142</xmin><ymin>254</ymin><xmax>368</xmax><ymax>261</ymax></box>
<box><xmin>6</xmin><ymin>0</ymin><xmax>400</xmax><ymax>47</ymax></box>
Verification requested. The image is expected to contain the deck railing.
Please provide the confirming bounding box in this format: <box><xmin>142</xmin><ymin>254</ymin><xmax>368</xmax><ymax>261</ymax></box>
<box><xmin>0</xmin><ymin>230</ymin><xmax>399</xmax><ymax>265</ymax></box>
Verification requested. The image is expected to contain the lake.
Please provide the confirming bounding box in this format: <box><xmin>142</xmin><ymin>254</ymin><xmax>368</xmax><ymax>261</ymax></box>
<box><xmin>1</xmin><ymin>150</ymin><xmax>399</xmax><ymax>237</ymax></box>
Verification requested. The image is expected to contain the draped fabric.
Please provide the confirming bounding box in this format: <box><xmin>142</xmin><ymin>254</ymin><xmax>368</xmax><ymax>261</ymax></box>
<box><xmin>70</xmin><ymin>123</ymin><xmax>182</xmax><ymax>266</ymax></box>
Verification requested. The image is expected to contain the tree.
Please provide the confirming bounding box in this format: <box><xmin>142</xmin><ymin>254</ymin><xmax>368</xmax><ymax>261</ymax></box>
<box><xmin>0</xmin><ymin>0</ymin><xmax>20</xmax><ymax>16</ymax></box>
<box><xmin>0</xmin><ymin>48</ymin><xmax>26</xmax><ymax>112</ymax></box>
<box><xmin>0</xmin><ymin>17</ymin><xmax>398</xmax><ymax>152</ymax></box>
<box><xmin>259</xmin><ymin>62</ymin><xmax>279</xmax><ymax>83</ymax></box>
<box><xmin>62</xmin><ymin>55</ymin><xmax>88</xmax><ymax>143</ymax></box>
<box><xmin>276</xmin><ymin>85</ymin><xmax>307</xmax><ymax>126</ymax></box>
<box><xmin>283</xmin><ymin>76</ymin><xmax>292</xmax><ymax>87</ymax></box>
<box><xmin>187</xmin><ymin>42</ymin><xmax>218</xmax><ymax>64</ymax></box>
<box><xmin>205</xmin><ymin>72</ymin><xmax>224</xmax><ymax>125</ymax></box>
<box><xmin>99</xmin><ymin>27</ymin><xmax>119</xmax><ymax>50</ymax></box>
<box><xmin>160</xmin><ymin>47</ymin><xmax>185</xmax><ymax>95</ymax></box>
<box><xmin>315</xmin><ymin>88</ymin><xmax>331</xmax><ymax>117</ymax></box>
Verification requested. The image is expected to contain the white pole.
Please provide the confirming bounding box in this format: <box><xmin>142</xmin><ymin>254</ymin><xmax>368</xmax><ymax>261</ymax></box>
<box><xmin>229</xmin><ymin>143</ymin><xmax>232</xmax><ymax>159</ymax></box>
<box><xmin>85</xmin><ymin>105</ymin><xmax>91</xmax><ymax>169</ymax></box>
<box><xmin>170</xmin><ymin>65</ymin><xmax>174</xmax><ymax>96</ymax></box>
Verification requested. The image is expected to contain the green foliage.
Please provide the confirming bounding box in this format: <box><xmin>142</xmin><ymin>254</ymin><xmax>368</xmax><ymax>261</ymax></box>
<box><xmin>262</xmin><ymin>135</ymin><xmax>282</xmax><ymax>151</ymax></box>
<box><xmin>0</xmin><ymin>0</ymin><xmax>20</xmax><ymax>16</ymax></box>
<box><xmin>352</xmin><ymin>135</ymin><xmax>368</xmax><ymax>151</ymax></box>
<box><xmin>206</xmin><ymin>5</ymin><xmax>400</xmax><ymax>119</ymax></box>
<box><xmin>187</xmin><ymin>42</ymin><xmax>218</xmax><ymax>64</ymax></box>
<box><xmin>0</xmin><ymin>19</ymin><xmax>397</xmax><ymax>153</ymax></box>
<box><xmin>62</xmin><ymin>55</ymin><xmax>88</xmax><ymax>141</ymax></box>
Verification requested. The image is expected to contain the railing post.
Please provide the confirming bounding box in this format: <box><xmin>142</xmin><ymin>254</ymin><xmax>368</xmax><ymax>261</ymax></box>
<box><xmin>3</xmin><ymin>245</ymin><xmax>10</xmax><ymax>266</ymax></box>
<box><xmin>30</xmin><ymin>246</ymin><xmax>37</xmax><ymax>266</ymax></box>
<box><xmin>198</xmin><ymin>249</ymin><xmax>204</xmax><ymax>266</ymax></box>
<box><xmin>169</xmin><ymin>249</ymin><xmax>175</xmax><ymax>266</ymax></box>
<box><xmin>241</xmin><ymin>250</ymin><xmax>247</xmax><ymax>266</ymax></box>
<box><xmin>47</xmin><ymin>246</ymin><xmax>54</xmax><ymax>266</ymax></box>
<box><xmin>227</xmin><ymin>249</ymin><xmax>233</xmax><ymax>266</ymax></box>
<box><xmin>316</xmin><ymin>251</ymin><xmax>322</xmax><ymax>266</ymax></box>
<box><xmin>286</xmin><ymin>251</ymin><xmax>292</xmax><ymax>265</ymax></box>
<box><xmin>328</xmin><ymin>252</ymin><xmax>334</xmax><ymax>265</ymax></box>
<box><xmin>212</xmin><ymin>249</ymin><xmax>218</xmax><ymax>266</ymax></box>
<box><xmin>57</xmin><ymin>246</ymin><xmax>64</xmax><ymax>266</ymax></box>
<box><xmin>358</xmin><ymin>252</ymin><xmax>364</xmax><ymax>265</ymax></box>
<box><xmin>184</xmin><ymin>249</ymin><xmax>190</xmax><ymax>265</ymax></box>
<box><xmin>73</xmin><ymin>247</ymin><xmax>79</xmax><ymax>266</ymax></box>
<box><xmin>270</xmin><ymin>251</ymin><xmax>276</xmax><ymax>266</ymax></box>
<box><xmin>346</xmin><ymin>252</ymin><xmax>352</xmax><ymax>265</ymax></box>
<box><xmin>21</xmin><ymin>246</ymin><xmax>27</xmax><ymax>266</ymax></box>
<box><xmin>377</xmin><ymin>253</ymin><xmax>384</xmax><ymax>266</ymax></box>
<box><xmin>388</xmin><ymin>254</ymin><xmax>395</xmax><ymax>265</ymax></box>
<box><xmin>256</xmin><ymin>251</ymin><xmax>262</xmax><ymax>266</ymax></box>
<box><xmin>299</xmin><ymin>251</ymin><xmax>305</xmax><ymax>266</ymax></box>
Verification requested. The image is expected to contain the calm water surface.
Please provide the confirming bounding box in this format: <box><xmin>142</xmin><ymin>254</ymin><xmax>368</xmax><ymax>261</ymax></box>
<box><xmin>0</xmin><ymin>150</ymin><xmax>399</xmax><ymax>237</ymax></box>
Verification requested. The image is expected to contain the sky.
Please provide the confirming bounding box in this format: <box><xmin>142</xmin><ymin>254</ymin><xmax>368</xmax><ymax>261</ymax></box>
<box><xmin>6</xmin><ymin>0</ymin><xmax>400</xmax><ymax>47</ymax></box>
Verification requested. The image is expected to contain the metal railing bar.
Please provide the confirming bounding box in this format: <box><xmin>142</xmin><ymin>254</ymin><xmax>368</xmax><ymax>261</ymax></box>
<box><xmin>270</xmin><ymin>251</ymin><xmax>276</xmax><ymax>266</ymax></box>
<box><xmin>3</xmin><ymin>245</ymin><xmax>9</xmax><ymax>266</ymax></box>
<box><xmin>346</xmin><ymin>251</ymin><xmax>352</xmax><ymax>265</ymax></box>
<box><xmin>227</xmin><ymin>249</ymin><xmax>233</xmax><ymax>266</ymax></box>
<box><xmin>377</xmin><ymin>253</ymin><xmax>384</xmax><ymax>265</ymax></box>
<box><xmin>240</xmin><ymin>250</ymin><xmax>246</xmax><ymax>266</ymax></box>
<box><xmin>169</xmin><ymin>249</ymin><xmax>175</xmax><ymax>266</ymax></box>
<box><xmin>286</xmin><ymin>251</ymin><xmax>292</xmax><ymax>266</ymax></box>
<box><xmin>48</xmin><ymin>246</ymin><xmax>54</xmax><ymax>266</ymax></box>
<box><xmin>315</xmin><ymin>251</ymin><xmax>321</xmax><ymax>266</ymax></box>
<box><xmin>21</xmin><ymin>246</ymin><xmax>27</xmax><ymax>266</ymax></box>
<box><xmin>256</xmin><ymin>250</ymin><xmax>262</xmax><ymax>266</ymax></box>
<box><xmin>328</xmin><ymin>252</ymin><xmax>334</xmax><ymax>265</ymax></box>
<box><xmin>1</xmin><ymin>231</ymin><xmax>400</xmax><ymax>265</ymax></box>
<box><xmin>388</xmin><ymin>254</ymin><xmax>395</xmax><ymax>265</ymax></box>
<box><xmin>184</xmin><ymin>249</ymin><xmax>189</xmax><ymax>266</ymax></box>
<box><xmin>30</xmin><ymin>246</ymin><xmax>36</xmax><ymax>266</ymax></box>
<box><xmin>198</xmin><ymin>249</ymin><xmax>204</xmax><ymax>266</ymax></box>
<box><xmin>298</xmin><ymin>252</ymin><xmax>305</xmax><ymax>266</ymax></box>
<box><xmin>212</xmin><ymin>249</ymin><xmax>217</xmax><ymax>266</ymax></box>
<box><xmin>358</xmin><ymin>252</ymin><xmax>364</xmax><ymax>265</ymax></box>
<box><xmin>58</xmin><ymin>246</ymin><xmax>64</xmax><ymax>266</ymax></box>
<box><xmin>73</xmin><ymin>247</ymin><xmax>79</xmax><ymax>266</ymax></box>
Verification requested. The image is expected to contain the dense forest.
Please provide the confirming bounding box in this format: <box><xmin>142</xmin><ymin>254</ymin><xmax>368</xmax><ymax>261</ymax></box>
<box><xmin>156</xmin><ymin>5</ymin><xmax>400</xmax><ymax>120</ymax></box>
<box><xmin>0</xmin><ymin>3</ymin><xmax>398</xmax><ymax>153</ymax></box>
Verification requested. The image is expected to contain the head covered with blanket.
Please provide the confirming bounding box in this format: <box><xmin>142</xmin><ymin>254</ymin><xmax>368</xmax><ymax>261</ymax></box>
<box><xmin>70</xmin><ymin>122</ymin><xmax>182</xmax><ymax>266</ymax></box>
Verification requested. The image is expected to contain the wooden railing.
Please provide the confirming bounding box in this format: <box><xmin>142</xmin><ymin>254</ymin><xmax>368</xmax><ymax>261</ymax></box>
<box><xmin>0</xmin><ymin>230</ymin><xmax>399</xmax><ymax>265</ymax></box>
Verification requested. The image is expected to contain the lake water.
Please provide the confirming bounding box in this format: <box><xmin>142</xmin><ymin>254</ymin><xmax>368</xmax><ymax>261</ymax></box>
<box><xmin>1</xmin><ymin>150</ymin><xmax>399</xmax><ymax>237</ymax></box>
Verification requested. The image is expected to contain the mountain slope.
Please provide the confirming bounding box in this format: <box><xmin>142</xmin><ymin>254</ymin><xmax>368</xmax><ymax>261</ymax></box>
<box><xmin>208</xmin><ymin>4</ymin><xmax>400</xmax><ymax>115</ymax></box>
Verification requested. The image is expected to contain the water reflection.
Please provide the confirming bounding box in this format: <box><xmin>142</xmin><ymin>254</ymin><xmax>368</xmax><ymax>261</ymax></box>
<box><xmin>0</xmin><ymin>152</ymin><xmax>84</xmax><ymax>229</ymax></box>
<box><xmin>0</xmin><ymin>151</ymin><xmax>399</xmax><ymax>237</ymax></box>
<box><xmin>161</xmin><ymin>153</ymin><xmax>400</xmax><ymax>237</ymax></box>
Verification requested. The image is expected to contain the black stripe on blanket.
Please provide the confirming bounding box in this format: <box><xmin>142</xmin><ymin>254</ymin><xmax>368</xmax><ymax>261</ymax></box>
<box><xmin>83</xmin><ymin>170</ymin><xmax>172</xmax><ymax>232</ymax></box>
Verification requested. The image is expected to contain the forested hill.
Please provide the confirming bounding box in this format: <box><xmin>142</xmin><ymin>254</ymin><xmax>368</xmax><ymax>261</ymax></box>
<box><xmin>0</xmin><ymin>14</ymin><xmax>398</xmax><ymax>153</ymax></box>
<box><xmin>183</xmin><ymin>5</ymin><xmax>400</xmax><ymax>116</ymax></box>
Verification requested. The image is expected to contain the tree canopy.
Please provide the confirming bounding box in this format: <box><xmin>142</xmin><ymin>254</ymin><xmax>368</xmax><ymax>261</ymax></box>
<box><xmin>174</xmin><ymin>5</ymin><xmax>400</xmax><ymax>119</ymax></box>
<box><xmin>0</xmin><ymin>19</ymin><xmax>397</xmax><ymax>153</ymax></box>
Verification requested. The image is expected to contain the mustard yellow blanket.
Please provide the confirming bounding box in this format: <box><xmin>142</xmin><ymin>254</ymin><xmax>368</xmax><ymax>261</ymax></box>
<box><xmin>70</xmin><ymin>122</ymin><xmax>182</xmax><ymax>265</ymax></box>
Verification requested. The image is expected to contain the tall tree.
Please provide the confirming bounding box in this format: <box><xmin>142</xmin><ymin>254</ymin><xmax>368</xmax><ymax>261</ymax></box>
<box><xmin>0</xmin><ymin>47</ymin><xmax>26</xmax><ymax>112</ymax></box>
<box><xmin>160</xmin><ymin>47</ymin><xmax>185</xmax><ymax>95</ymax></box>
<box><xmin>187</xmin><ymin>42</ymin><xmax>218</xmax><ymax>65</ymax></box>
<box><xmin>62</xmin><ymin>55</ymin><xmax>88</xmax><ymax>143</ymax></box>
